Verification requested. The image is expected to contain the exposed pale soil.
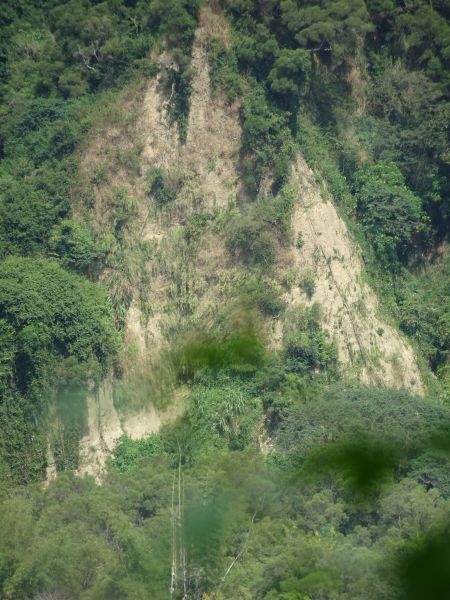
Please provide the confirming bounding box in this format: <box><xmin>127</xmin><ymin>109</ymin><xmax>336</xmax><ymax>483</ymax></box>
<box><xmin>286</xmin><ymin>156</ymin><xmax>424</xmax><ymax>394</ymax></box>
<box><xmin>67</xmin><ymin>14</ymin><xmax>424</xmax><ymax>479</ymax></box>
<box><xmin>69</xmin><ymin>11</ymin><xmax>243</xmax><ymax>478</ymax></box>
<box><xmin>76</xmin><ymin>376</ymin><xmax>183</xmax><ymax>479</ymax></box>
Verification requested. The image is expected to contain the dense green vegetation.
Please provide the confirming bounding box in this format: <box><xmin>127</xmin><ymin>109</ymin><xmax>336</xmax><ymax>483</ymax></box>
<box><xmin>0</xmin><ymin>0</ymin><xmax>201</xmax><ymax>483</ymax></box>
<box><xmin>3</xmin><ymin>370</ymin><xmax>450</xmax><ymax>599</ymax></box>
<box><xmin>1</xmin><ymin>1</ymin><xmax>450</xmax><ymax>599</ymax></box>
<box><xmin>210</xmin><ymin>0</ymin><xmax>450</xmax><ymax>385</ymax></box>
<box><xmin>0</xmin><ymin>256</ymin><xmax>118</xmax><ymax>483</ymax></box>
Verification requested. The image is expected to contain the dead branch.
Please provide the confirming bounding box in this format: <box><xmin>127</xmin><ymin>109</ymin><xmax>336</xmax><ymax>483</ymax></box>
<box><xmin>76</xmin><ymin>45</ymin><xmax>97</xmax><ymax>71</ymax></box>
<box><xmin>306</xmin><ymin>40</ymin><xmax>332</xmax><ymax>52</ymax></box>
<box><xmin>220</xmin><ymin>509</ymin><xmax>259</xmax><ymax>585</ymax></box>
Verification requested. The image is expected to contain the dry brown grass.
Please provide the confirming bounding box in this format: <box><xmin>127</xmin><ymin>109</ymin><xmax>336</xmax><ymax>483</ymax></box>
<box><xmin>198</xmin><ymin>5</ymin><xmax>232</xmax><ymax>49</ymax></box>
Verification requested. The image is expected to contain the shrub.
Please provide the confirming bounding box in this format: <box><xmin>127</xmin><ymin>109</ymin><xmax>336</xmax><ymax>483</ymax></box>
<box><xmin>259</xmin><ymin>183</ymin><xmax>296</xmax><ymax>240</ymax></box>
<box><xmin>184</xmin><ymin>212</ymin><xmax>211</xmax><ymax>244</ymax></box>
<box><xmin>147</xmin><ymin>168</ymin><xmax>178</xmax><ymax>206</ymax></box>
<box><xmin>242</xmin><ymin>276</ymin><xmax>286</xmax><ymax>317</ymax></box>
<box><xmin>49</xmin><ymin>219</ymin><xmax>103</xmax><ymax>273</ymax></box>
<box><xmin>299</xmin><ymin>270</ymin><xmax>316</xmax><ymax>298</ymax></box>
<box><xmin>296</xmin><ymin>232</ymin><xmax>304</xmax><ymax>250</ymax></box>
<box><xmin>241</xmin><ymin>83</ymin><xmax>294</xmax><ymax>194</ymax></box>
<box><xmin>113</xmin><ymin>434</ymin><xmax>163</xmax><ymax>473</ymax></box>
<box><xmin>226</xmin><ymin>213</ymin><xmax>276</xmax><ymax>268</ymax></box>
<box><xmin>283</xmin><ymin>304</ymin><xmax>338</xmax><ymax>374</ymax></box>
<box><xmin>189</xmin><ymin>379</ymin><xmax>261</xmax><ymax>451</ymax></box>
<box><xmin>0</xmin><ymin>179</ymin><xmax>63</xmax><ymax>257</ymax></box>
<box><xmin>352</xmin><ymin>162</ymin><xmax>430</xmax><ymax>265</ymax></box>
<box><xmin>206</xmin><ymin>37</ymin><xmax>241</xmax><ymax>103</ymax></box>
<box><xmin>0</xmin><ymin>256</ymin><xmax>119</xmax><ymax>372</ymax></box>
<box><xmin>268</xmin><ymin>48</ymin><xmax>311</xmax><ymax>102</ymax></box>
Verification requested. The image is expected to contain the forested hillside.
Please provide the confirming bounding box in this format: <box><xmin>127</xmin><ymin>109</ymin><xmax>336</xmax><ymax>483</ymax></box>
<box><xmin>1</xmin><ymin>1</ymin><xmax>450</xmax><ymax>598</ymax></box>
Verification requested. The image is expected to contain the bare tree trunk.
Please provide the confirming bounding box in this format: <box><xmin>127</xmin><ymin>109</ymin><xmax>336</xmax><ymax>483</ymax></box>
<box><xmin>220</xmin><ymin>509</ymin><xmax>259</xmax><ymax>586</ymax></box>
<box><xmin>171</xmin><ymin>441</ymin><xmax>187</xmax><ymax>599</ymax></box>
<box><xmin>170</xmin><ymin>472</ymin><xmax>177</xmax><ymax>599</ymax></box>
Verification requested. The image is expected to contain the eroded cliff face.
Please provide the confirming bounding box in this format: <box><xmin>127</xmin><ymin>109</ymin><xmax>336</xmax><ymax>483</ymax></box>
<box><xmin>58</xmin><ymin>7</ymin><xmax>424</xmax><ymax>479</ymax></box>
<box><xmin>76</xmin><ymin>377</ymin><xmax>183</xmax><ymax>478</ymax></box>
<box><xmin>286</xmin><ymin>157</ymin><xmax>424</xmax><ymax>394</ymax></box>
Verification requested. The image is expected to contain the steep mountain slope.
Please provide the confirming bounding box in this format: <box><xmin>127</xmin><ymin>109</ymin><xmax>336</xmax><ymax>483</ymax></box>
<box><xmin>68</xmin><ymin>8</ymin><xmax>424</xmax><ymax>477</ymax></box>
<box><xmin>70</xmin><ymin>10</ymin><xmax>245</xmax><ymax>476</ymax></box>
<box><xmin>288</xmin><ymin>156</ymin><xmax>424</xmax><ymax>394</ymax></box>
<box><xmin>4</xmin><ymin>3</ymin><xmax>450</xmax><ymax>598</ymax></box>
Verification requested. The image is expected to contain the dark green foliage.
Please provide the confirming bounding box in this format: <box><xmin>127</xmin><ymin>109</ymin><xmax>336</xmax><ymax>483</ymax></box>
<box><xmin>0</xmin><ymin>99</ymin><xmax>86</xmax><ymax>261</ymax></box>
<box><xmin>0</xmin><ymin>469</ymin><xmax>173</xmax><ymax>599</ymax></box>
<box><xmin>276</xmin><ymin>385</ymin><xmax>450</xmax><ymax>510</ymax></box>
<box><xmin>392</xmin><ymin>3</ymin><xmax>450</xmax><ymax>91</ymax></box>
<box><xmin>0</xmin><ymin>257</ymin><xmax>118</xmax><ymax>368</ymax></box>
<box><xmin>183</xmin><ymin>212</ymin><xmax>211</xmax><ymax>244</ymax></box>
<box><xmin>226</xmin><ymin>178</ymin><xmax>294</xmax><ymax>268</ymax></box>
<box><xmin>0</xmin><ymin>257</ymin><xmax>118</xmax><ymax>481</ymax></box>
<box><xmin>283</xmin><ymin>304</ymin><xmax>338</xmax><ymax>375</ymax></box>
<box><xmin>206</xmin><ymin>37</ymin><xmax>241</xmax><ymax>102</ymax></box>
<box><xmin>0</xmin><ymin>178</ymin><xmax>66</xmax><ymax>257</ymax></box>
<box><xmin>241</xmin><ymin>83</ymin><xmax>294</xmax><ymax>193</ymax></box>
<box><xmin>302</xmin><ymin>435</ymin><xmax>401</xmax><ymax>499</ymax></box>
<box><xmin>2</xmin><ymin>2</ymin><xmax>150</xmax><ymax>101</ymax></box>
<box><xmin>226</xmin><ymin>212</ymin><xmax>277</xmax><ymax>267</ymax></box>
<box><xmin>353</xmin><ymin>162</ymin><xmax>429</xmax><ymax>265</ymax></box>
<box><xmin>268</xmin><ymin>48</ymin><xmax>311</xmax><ymax>103</ymax></box>
<box><xmin>280</xmin><ymin>0</ymin><xmax>373</xmax><ymax>66</ymax></box>
<box><xmin>296</xmin><ymin>113</ymin><xmax>355</xmax><ymax>211</ymax></box>
<box><xmin>259</xmin><ymin>183</ymin><xmax>296</xmax><ymax>238</ymax></box>
<box><xmin>298</xmin><ymin>271</ymin><xmax>316</xmax><ymax>299</ymax></box>
<box><xmin>147</xmin><ymin>167</ymin><xmax>179</xmax><ymax>206</ymax></box>
<box><xmin>395</xmin><ymin>527</ymin><xmax>450</xmax><ymax>600</ymax></box>
<box><xmin>189</xmin><ymin>378</ymin><xmax>261</xmax><ymax>451</ymax></box>
<box><xmin>50</xmin><ymin>358</ymin><xmax>100</xmax><ymax>472</ymax></box>
<box><xmin>168</xmin><ymin>63</ymin><xmax>195</xmax><ymax>143</ymax></box>
<box><xmin>113</xmin><ymin>434</ymin><xmax>163</xmax><ymax>473</ymax></box>
<box><xmin>397</xmin><ymin>254</ymin><xmax>450</xmax><ymax>371</ymax></box>
<box><xmin>49</xmin><ymin>219</ymin><xmax>104</xmax><ymax>273</ymax></box>
<box><xmin>242</xmin><ymin>276</ymin><xmax>286</xmax><ymax>317</ymax></box>
<box><xmin>408</xmin><ymin>453</ymin><xmax>450</xmax><ymax>498</ymax></box>
<box><xmin>176</xmin><ymin>307</ymin><xmax>265</xmax><ymax>378</ymax></box>
<box><xmin>0</xmin><ymin>390</ymin><xmax>48</xmax><ymax>484</ymax></box>
<box><xmin>0</xmin><ymin>0</ymin><xmax>200</xmax><ymax>139</ymax></box>
<box><xmin>277</xmin><ymin>384</ymin><xmax>450</xmax><ymax>457</ymax></box>
<box><xmin>148</xmin><ymin>0</ymin><xmax>200</xmax><ymax>52</ymax></box>
<box><xmin>366</xmin><ymin>63</ymin><xmax>450</xmax><ymax>228</ymax></box>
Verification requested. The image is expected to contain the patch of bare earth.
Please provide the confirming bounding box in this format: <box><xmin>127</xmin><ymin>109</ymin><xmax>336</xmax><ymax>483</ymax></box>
<box><xmin>71</xmin><ymin>14</ymin><xmax>243</xmax><ymax>476</ymax></box>
<box><xmin>68</xmin><ymin>10</ymin><xmax>425</xmax><ymax>481</ymax></box>
<box><xmin>76</xmin><ymin>377</ymin><xmax>183</xmax><ymax>480</ymax></box>
<box><xmin>140</xmin><ymin>12</ymin><xmax>242</xmax><ymax>217</ymax></box>
<box><xmin>129</xmin><ymin>9</ymin><xmax>243</xmax><ymax>350</ymax></box>
<box><xmin>286</xmin><ymin>155</ymin><xmax>424</xmax><ymax>395</ymax></box>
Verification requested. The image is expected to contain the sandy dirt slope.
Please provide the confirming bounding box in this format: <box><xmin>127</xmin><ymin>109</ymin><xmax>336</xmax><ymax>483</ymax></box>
<box><xmin>70</xmin><ymin>11</ymin><xmax>425</xmax><ymax>480</ymax></box>
<box><xmin>286</xmin><ymin>156</ymin><xmax>424</xmax><ymax>394</ymax></box>
<box><xmin>182</xmin><ymin>10</ymin><xmax>242</xmax><ymax>210</ymax></box>
<box><xmin>127</xmin><ymin>8</ymin><xmax>243</xmax><ymax>352</ymax></box>
<box><xmin>73</xmin><ymin>11</ymin><xmax>243</xmax><ymax>478</ymax></box>
<box><xmin>76</xmin><ymin>376</ymin><xmax>182</xmax><ymax>479</ymax></box>
<box><xmin>140</xmin><ymin>9</ymin><xmax>242</xmax><ymax>217</ymax></box>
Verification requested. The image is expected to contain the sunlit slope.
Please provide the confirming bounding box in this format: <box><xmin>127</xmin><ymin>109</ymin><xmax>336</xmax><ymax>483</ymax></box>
<box><xmin>70</xmin><ymin>8</ymin><xmax>423</xmax><ymax>476</ymax></box>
